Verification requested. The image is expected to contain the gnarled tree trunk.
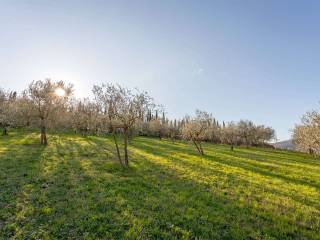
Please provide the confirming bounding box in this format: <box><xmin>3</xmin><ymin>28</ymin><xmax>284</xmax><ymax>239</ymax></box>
<box><xmin>112</xmin><ymin>128</ymin><xmax>122</xmax><ymax>165</ymax></box>
<box><xmin>192</xmin><ymin>139</ymin><xmax>204</xmax><ymax>155</ymax></box>
<box><xmin>40</xmin><ymin>118</ymin><xmax>47</xmax><ymax>145</ymax></box>
<box><xmin>3</xmin><ymin>127</ymin><xmax>7</xmax><ymax>136</ymax></box>
<box><xmin>124</xmin><ymin>129</ymin><xmax>129</xmax><ymax>166</ymax></box>
<box><xmin>198</xmin><ymin>141</ymin><xmax>204</xmax><ymax>155</ymax></box>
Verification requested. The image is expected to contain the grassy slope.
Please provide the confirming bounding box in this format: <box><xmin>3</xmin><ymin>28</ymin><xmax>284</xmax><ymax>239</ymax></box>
<box><xmin>0</xmin><ymin>130</ymin><xmax>320</xmax><ymax>240</ymax></box>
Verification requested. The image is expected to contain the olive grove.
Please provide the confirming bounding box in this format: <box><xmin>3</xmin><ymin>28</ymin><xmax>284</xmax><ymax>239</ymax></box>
<box><xmin>0</xmin><ymin>79</ymin><xmax>277</xmax><ymax>164</ymax></box>
<box><xmin>293</xmin><ymin>109</ymin><xmax>320</xmax><ymax>156</ymax></box>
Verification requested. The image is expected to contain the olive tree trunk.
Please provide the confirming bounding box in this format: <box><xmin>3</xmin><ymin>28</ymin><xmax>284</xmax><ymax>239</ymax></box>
<box><xmin>3</xmin><ymin>127</ymin><xmax>7</xmax><ymax>136</ymax></box>
<box><xmin>40</xmin><ymin>118</ymin><xmax>47</xmax><ymax>145</ymax></box>
<box><xmin>124</xmin><ymin>129</ymin><xmax>129</xmax><ymax>166</ymax></box>
<box><xmin>112</xmin><ymin>129</ymin><xmax>122</xmax><ymax>165</ymax></box>
<box><xmin>198</xmin><ymin>141</ymin><xmax>204</xmax><ymax>155</ymax></box>
<box><xmin>192</xmin><ymin>139</ymin><xmax>204</xmax><ymax>155</ymax></box>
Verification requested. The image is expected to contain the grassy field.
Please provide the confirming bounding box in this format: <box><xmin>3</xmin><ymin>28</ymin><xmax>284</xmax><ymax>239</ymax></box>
<box><xmin>0</xmin><ymin>130</ymin><xmax>320</xmax><ymax>239</ymax></box>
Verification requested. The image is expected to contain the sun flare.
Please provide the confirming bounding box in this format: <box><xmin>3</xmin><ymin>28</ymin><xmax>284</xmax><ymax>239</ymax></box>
<box><xmin>55</xmin><ymin>88</ymin><xmax>66</xmax><ymax>97</ymax></box>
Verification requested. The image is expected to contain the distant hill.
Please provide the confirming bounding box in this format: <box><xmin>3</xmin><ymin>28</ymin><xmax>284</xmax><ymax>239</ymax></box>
<box><xmin>273</xmin><ymin>140</ymin><xmax>296</xmax><ymax>150</ymax></box>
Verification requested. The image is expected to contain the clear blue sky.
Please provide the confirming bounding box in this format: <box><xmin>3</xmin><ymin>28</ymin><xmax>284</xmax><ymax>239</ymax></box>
<box><xmin>1</xmin><ymin>0</ymin><xmax>319</xmax><ymax>141</ymax></box>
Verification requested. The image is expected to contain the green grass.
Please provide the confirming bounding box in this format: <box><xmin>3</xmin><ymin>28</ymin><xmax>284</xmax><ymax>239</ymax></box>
<box><xmin>0</xmin><ymin>130</ymin><xmax>320</xmax><ymax>239</ymax></box>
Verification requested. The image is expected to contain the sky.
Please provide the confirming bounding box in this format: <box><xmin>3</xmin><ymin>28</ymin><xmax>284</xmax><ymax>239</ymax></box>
<box><xmin>1</xmin><ymin>0</ymin><xmax>320</xmax><ymax>141</ymax></box>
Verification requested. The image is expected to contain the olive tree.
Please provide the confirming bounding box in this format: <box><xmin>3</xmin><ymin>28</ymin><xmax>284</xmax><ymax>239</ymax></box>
<box><xmin>28</xmin><ymin>79</ymin><xmax>73</xmax><ymax>145</ymax></box>
<box><xmin>93</xmin><ymin>83</ymin><xmax>153</xmax><ymax>166</ymax></box>
<box><xmin>293</xmin><ymin>110</ymin><xmax>320</xmax><ymax>156</ymax></box>
<box><xmin>0</xmin><ymin>89</ymin><xmax>9</xmax><ymax>135</ymax></box>
<box><xmin>237</xmin><ymin>120</ymin><xmax>255</xmax><ymax>147</ymax></box>
<box><xmin>236</xmin><ymin>120</ymin><xmax>275</xmax><ymax>147</ymax></box>
<box><xmin>14</xmin><ymin>91</ymin><xmax>35</xmax><ymax>128</ymax></box>
<box><xmin>0</xmin><ymin>89</ymin><xmax>18</xmax><ymax>135</ymax></box>
<box><xmin>222</xmin><ymin>122</ymin><xmax>239</xmax><ymax>151</ymax></box>
<box><xmin>70</xmin><ymin>98</ymin><xmax>101</xmax><ymax>135</ymax></box>
<box><xmin>252</xmin><ymin>125</ymin><xmax>276</xmax><ymax>145</ymax></box>
<box><xmin>149</xmin><ymin>119</ymin><xmax>167</xmax><ymax>140</ymax></box>
<box><xmin>181</xmin><ymin>110</ymin><xmax>210</xmax><ymax>155</ymax></box>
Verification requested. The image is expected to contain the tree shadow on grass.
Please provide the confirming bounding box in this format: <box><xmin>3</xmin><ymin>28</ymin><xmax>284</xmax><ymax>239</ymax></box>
<box><xmin>220</xmin><ymin>147</ymin><xmax>320</xmax><ymax>168</ymax></box>
<box><xmin>2</xmin><ymin>134</ymin><xmax>137</xmax><ymax>239</ymax></box>
<box><xmin>136</xmin><ymin>139</ymin><xmax>320</xmax><ymax>191</ymax></box>
<box><xmin>129</xmin><ymin>141</ymin><xmax>320</xmax><ymax>238</ymax></box>
<box><xmin>131</xmin><ymin>145</ymin><xmax>320</xmax><ymax>239</ymax></box>
<box><xmin>132</xmin><ymin>141</ymin><xmax>320</xmax><ymax>206</ymax></box>
<box><xmin>148</xmin><ymin>137</ymin><xmax>320</xmax><ymax>169</ymax></box>
<box><xmin>0</xmin><ymin>135</ymin><xmax>256</xmax><ymax>239</ymax></box>
<box><xmin>0</xmin><ymin>132</ymin><xmax>47</xmax><ymax>238</ymax></box>
<box><xmin>2</xmin><ymin>134</ymin><xmax>319</xmax><ymax>239</ymax></box>
<box><xmin>45</xmin><ymin>139</ymin><xmax>286</xmax><ymax>239</ymax></box>
<box><xmin>158</xmin><ymin>138</ymin><xmax>320</xmax><ymax>169</ymax></box>
<box><xmin>205</xmin><ymin>151</ymin><xmax>320</xmax><ymax>191</ymax></box>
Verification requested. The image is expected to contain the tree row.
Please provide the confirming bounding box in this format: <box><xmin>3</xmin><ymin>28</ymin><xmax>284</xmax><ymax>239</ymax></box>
<box><xmin>0</xmin><ymin>79</ymin><xmax>276</xmax><ymax>166</ymax></box>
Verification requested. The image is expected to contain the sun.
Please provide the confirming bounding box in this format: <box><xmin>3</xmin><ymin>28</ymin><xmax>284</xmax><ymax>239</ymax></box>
<box><xmin>55</xmin><ymin>88</ymin><xmax>66</xmax><ymax>97</ymax></box>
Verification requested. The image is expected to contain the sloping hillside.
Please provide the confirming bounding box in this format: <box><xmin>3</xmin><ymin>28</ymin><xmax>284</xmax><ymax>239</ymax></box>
<box><xmin>1</xmin><ymin>131</ymin><xmax>320</xmax><ymax>239</ymax></box>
